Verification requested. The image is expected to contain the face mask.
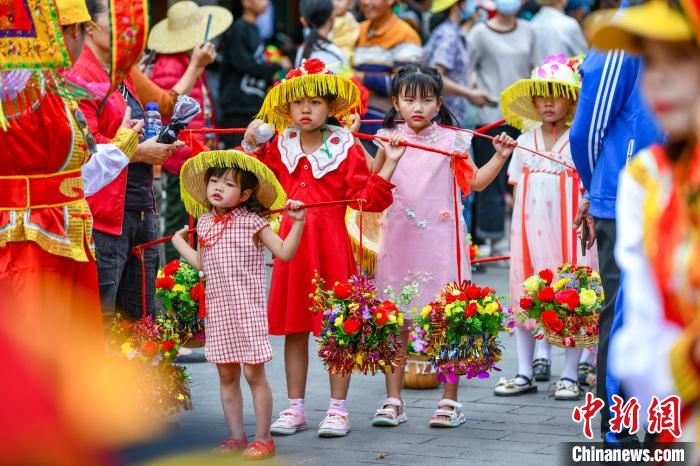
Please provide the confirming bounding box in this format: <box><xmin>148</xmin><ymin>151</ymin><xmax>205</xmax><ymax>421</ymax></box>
<box><xmin>495</xmin><ymin>0</ymin><xmax>521</xmax><ymax>16</ymax></box>
<box><xmin>459</xmin><ymin>1</ymin><xmax>477</xmax><ymax>21</ymax></box>
<box><xmin>302</xmin><ymin>27</ymin><xmax>311</xmax><ymax>39</ymax></box>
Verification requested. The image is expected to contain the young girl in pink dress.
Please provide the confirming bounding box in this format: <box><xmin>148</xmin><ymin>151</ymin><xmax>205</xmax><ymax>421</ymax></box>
<box><xmin>493</xmin><ymin>56</ymin><xmax>598</xmax><ymax>401</ymax></box>
<box><xmin>371</xmin><ymin>64</ymin><xmax>516</xmax><ymax>428</ymax></box>
<box><xmin>172</xmin><ymin>150</ymin><xmax>306</xmax><ymax>459</ymax></box>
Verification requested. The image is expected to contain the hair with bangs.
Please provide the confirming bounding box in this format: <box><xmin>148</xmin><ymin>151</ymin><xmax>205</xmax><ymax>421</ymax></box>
<box><xmin>205</xmin><ymin>167</ymin><xmax>264</xmax><ymax>213</ymax></box>
<box><xmin>383</xmin><ymin>64</ymin><xmax>459</xmax><ymax>129</ymax></box>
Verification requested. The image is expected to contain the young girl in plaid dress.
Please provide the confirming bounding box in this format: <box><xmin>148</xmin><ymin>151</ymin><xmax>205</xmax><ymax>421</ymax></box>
<box><xmin>173</xmin><ymin>151</ymin><xmax>306</xmax><ymax>460</ymax></box>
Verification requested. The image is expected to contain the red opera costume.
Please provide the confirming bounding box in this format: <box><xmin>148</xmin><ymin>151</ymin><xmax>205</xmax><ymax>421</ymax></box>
<box><xmin>256</xmin><ymin>127</ymin><xmax>394</xmax><ymax>336</ymax></box>
<box><xmin>0</xmin><ymin>88</ymin><xmax>135</xmax><ymax>334</ymax></box>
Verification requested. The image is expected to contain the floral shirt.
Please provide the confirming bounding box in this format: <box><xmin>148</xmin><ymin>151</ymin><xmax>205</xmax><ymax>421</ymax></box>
<box><xmin>423</xmin><ymin>21</ymin><xmax>469</xmax><ymax>125</ymax></box>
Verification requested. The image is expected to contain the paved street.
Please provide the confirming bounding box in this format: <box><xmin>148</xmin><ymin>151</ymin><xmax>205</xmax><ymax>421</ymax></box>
<box><xmin>124</xmin><ymin>265</ymin><xmax>596</xmax><ymax>466</ymax></box>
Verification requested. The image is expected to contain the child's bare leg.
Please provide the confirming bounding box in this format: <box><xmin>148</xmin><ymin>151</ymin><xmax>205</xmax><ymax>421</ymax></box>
<box><xmin>377</xmin><ymin>329</ymin><xmax>409</xmax><ymax>419</ymax></box>
<box><xmin>329</xmin><ymin>372</ymin><xmax>351</xmax><ymax>401</ymax></box>
<box><xmin>243</xmin><ymin>363</ymin><xmax>273</xmax><ymax>441</ymax></box>
<box><xmin>285</xmin><ymin>332</ymin><xmax>309</xmax><ymax>399</ymax></box>
<box><xmin>217</xmin><ymin>363</ymin><xmax>244</xmax><ymax>439</ymax></box>
<box><xmin>433</xmin><ymin>381</ymin><xmax>460</xmax><ymax>422</ymax></box>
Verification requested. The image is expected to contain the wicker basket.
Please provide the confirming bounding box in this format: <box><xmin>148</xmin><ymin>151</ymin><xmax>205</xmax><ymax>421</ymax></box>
<box><xmin>403</xmin><ymin>354</ymin><xmax>440</xmax><ymax>389</ymax></box>
<box><xmin>183</xmin><ymin>336</ymin><xmax>205</xmax><ymax>348</ymax></box>
<box><xmin>545</xmin><ymin>314</ymin><xmax>599</xmax><ymax>348</ymax></box>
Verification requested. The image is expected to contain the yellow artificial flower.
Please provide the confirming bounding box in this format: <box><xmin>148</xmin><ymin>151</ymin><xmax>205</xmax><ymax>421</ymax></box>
<box><xmin>423</xmin><ymin>324</ymin><xmax>430</xmax><ymax>331</ymax></box>
<box><xmin>157</xmin><ymin>269</ymin><xmax>165</xmax><ymax>279</ymax></box>
<box><xmin>524</xmin><ymin>275</ymin><xmax>542</xmax><ymax>293</ymax></box>
<box><xmin>477</xmin><ymin>303</ymin><xmax>486</xmax><ymax>314</ymax></box>
<box><xmin>421</xmin><ymin>305</ymin><xmax>432</xmax><ymax>318</ymax></box>
<box><xmin>120</xmin><ymin>342</ymin><xmax>134</xmax><ymax>356</ymax></box>
<box><xmin>388</xmin><ymin>314</ymin><xmax>397</xmax><ymax>324</ymax></box>
<box><xmin>334</xmin><ymin>317</ymin><xmax>343</xmax><ymax>327</ymax></box>
<box><xmin>553</xmin><ymin>278</ymin><xmax>568</xmax><ymax>291</ymax></box>
<box><xmin>445</xmin><ymin>303</ymin><xmax>454</xmax><ymax>317</ymax></box>
<box><xmin>580</xmin><ymin>289</ymin><xmax>597</xmax><ymax>308</ymax></box>
<box><xmin>355</xmin><ymin>354</ymin><xmax>363</xmax><ymax>365</ymax></box>
<box><xmin>591</xmin><ymin>271</ymin><xmax>601</xmax><ymax>281</ymax></box>
<box><xmin>483</xmin><ymin>296</ymin><xmax>492</xmax><ymax>304</ymax></box>
<box><xmin>348</xmin><ymin>303</ymin><xmax>359</xmax><ymax>312</ymax></box>
<box><xmin>172</xmin><ymin>284</ymin><xmax>186</xmax><ymax>293</ymax></box>
<box><xmin>486</xmin><ymin>302</ymin><xmax>500</xmax><ymax>315</ymax></box>
<box><xmin>397</xmin><ymin>313</ymin><xmax>404</xmax><ymax>326</ymax></box>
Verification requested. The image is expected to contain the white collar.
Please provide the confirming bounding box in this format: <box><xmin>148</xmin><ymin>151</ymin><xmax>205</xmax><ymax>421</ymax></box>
<box><xmin>278</xmin><ymin>125</ymin><xmax>352</xmax><ymax>178</ymax></box>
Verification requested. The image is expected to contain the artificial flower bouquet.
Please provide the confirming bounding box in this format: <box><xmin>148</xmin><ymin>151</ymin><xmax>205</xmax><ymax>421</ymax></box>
<box><xmin>155</xmin><ymin>259</ymin><xmax>205</xmax><ymax>347</ymax></box>
<box><xmin>108</xmin><ymin>315</ymin><xmax>193</xmax><ymax>415</ymax></box>
<box><xmin>311</xmin><ymin>273</ymin><xmax>404</xmax><ymax>376</ymax></box>
<box><xmin>417</xmin><ymin>281</ymin><xmax>514</xmax><ymax>382</ymax></box>
<box><xmin>519</xmin><ymin>264</ymin><xmax>603</xmax><ymax>348</ymax></box>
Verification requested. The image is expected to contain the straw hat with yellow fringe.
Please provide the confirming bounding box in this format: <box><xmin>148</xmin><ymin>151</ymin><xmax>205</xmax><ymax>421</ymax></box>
<box><xmin>180</xmin><ymin>150</ymin><xmax>286</xmax><ymax>218</ymax></box>
<box><xmin>256</xmin><ymin>58</ymin><xmax>362</xmax><ymax>130</ymax></box>
<box><xmin>590</xmin><ymin>0</ymin><xmax>695</xmax><ymax>53</ymax></box>
<box><xmin>500</xmin><ymin>54</ymin><xmax>583</xmax><ymax>131</ymax></box>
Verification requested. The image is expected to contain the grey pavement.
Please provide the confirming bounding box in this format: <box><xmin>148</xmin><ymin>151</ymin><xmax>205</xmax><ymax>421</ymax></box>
<box><xmin>124</xmin><ymin>265</ymin><xmax>597</xmax><ymax>466</ymax></box>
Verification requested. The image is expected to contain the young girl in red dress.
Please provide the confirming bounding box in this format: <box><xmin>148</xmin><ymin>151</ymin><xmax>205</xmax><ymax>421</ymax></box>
<box><xmin>173</xmin><ymin>150</ymin><xmax>305</xmax><ymax>459</ymax></box>
<box><xmin>244</xmin><ymin>58</ymin><xmax>406</xmax><ymax>438</ymax></box>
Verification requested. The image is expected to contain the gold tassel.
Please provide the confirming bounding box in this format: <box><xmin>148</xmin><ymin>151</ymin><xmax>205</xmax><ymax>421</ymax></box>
<box><xmin>256</xmin><ymin>73</ymin><xmax>361</xmax><ymax>130</ymax></box>
<box><xmin>501</xmin><ymin>80</ymin><xmax>580</xmax><ymax>131</ymax></box>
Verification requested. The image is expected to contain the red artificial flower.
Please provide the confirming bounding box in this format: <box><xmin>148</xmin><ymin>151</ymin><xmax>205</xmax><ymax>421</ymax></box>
<box><xmin>539</xmin><ymin>268</ymin><xmax>554</xmax><ymax>284</ymax></box>
<box><xmin>469</xmin><ymin>245</ymin><xmax>477</xmax><ymax>261</ymax></box>
<box><xmin>519</xmin><ymin>297</ymin><xmax>534</xmax><ymax>310</ymax></box>
<box><xmin>562</xmin><ymin>336</ymin><xmax>576</xmax><ymax>347</ymax></box>
<box><xmin>343</xmin><ymin>318</ymin><xmax>361</xmax><ymax>335</ymax></box>
<box><xmin>480</xmin><ymin>287</ymin><xmax>495</xmax><ymax>299</ymax></box>
<box><xmin>163</xmin><ymin>259</ymin><xmax>180</xmax><ymax>276</ymax></box>
<box><xmin>586</xmin><ymin>325</ymin><xmax>599</xmax><ymax>335</ymax></box>
<box><xmin>465</xmin><ymin>285</ymin><xmax>481</xmax><ymax>300</ymax></box>
<box><xmin>541</xmin><ymin>310</ymin><xmax>564</xmax><ymax>333</ymax></box>
<box><xmin>160</xmin><ymin>339</ymin><xmax>175</xmax><ymax>352</ymax></box>
<box><xmin>156</xmin><ymin>275</ymin><xmax>175</xmax><ymax>291</ymax></box>
<box><xmin>286</xmin><ymin>68</ymin><xmax>303</xmax><ymax>79</ymax></box>
<box><xmin>333</xmin><ymin>283</ymin><xmax>353</xmax><ymax>299</ymax></box>
<box><xmin>538</xmin><ymin>287</ymin><xmax>555</xmax><ymax>302</ymax></box>
<box><xmin>190</xmin><ymin>283</ymin><xmax>203</xmax><ymax>302</ymax></box>
<box><xmin>140</xmin><ymin>340</ymin><xmax>159</xmax><ymax>357</ymax></box>
<box><xmin>555</xmin><ymin>289</ymin><xmax>580</xmax><ymax>311</ymax></box>
<box><xmin>381</xmin><ymin>300</ymin><xmax>398</xmax><ymax>313</ymax></box>
<box><xmin>465</xmin><ymin>301</ymin><xmax>478</xmax><ymax>318</ymax></box>
<box><xmin>303</xmin><ymin>58</ymin><xmax>325</xmax><ymax>74</ymax></box>
<box><xmin>372</xmin><ymin>309</ymin><xmax>389</xmax><ymax>326</ymax></box>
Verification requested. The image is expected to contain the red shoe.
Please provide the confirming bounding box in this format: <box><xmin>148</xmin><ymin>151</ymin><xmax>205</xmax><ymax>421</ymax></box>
<box><xmin>242</xmin><ymin>438</ymin><xmax>276</xmax><ymax>461</ymax></box>
<box><xmin>213</xmin><ymin>435</ymin><xmax>248</xmax><ymax>454</ymax></box>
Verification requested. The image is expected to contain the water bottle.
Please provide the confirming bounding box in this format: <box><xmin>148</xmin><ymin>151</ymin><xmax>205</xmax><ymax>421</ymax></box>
<box><xmin>144</xmin><ymin>102</ymin><xmax>162</xmax><ymax>140</ymax></box>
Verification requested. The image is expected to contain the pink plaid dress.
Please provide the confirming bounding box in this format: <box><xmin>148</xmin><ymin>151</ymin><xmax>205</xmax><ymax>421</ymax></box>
<box><xmin>198</xmin><ymin>207</ymin><xmax>272</xmax><ymax>364</ymax></box>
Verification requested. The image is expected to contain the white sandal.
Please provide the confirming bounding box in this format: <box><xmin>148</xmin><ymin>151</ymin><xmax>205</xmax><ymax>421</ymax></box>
<box><xmin>372</xmin><ymin>397</ymin><xmax>407</xmax><ymax>427</ymax></box>
<box><xmin>554</xmin><ymin>377</ymin><xmax>581</xmax><ymax>401</ymax></box>
<box><xmin>429</xmin><ymin>399</ymin><xmax>466</xmax><ymax>428</ymax></box>
<box><xmin>494</xmin><ymin>374</ymin><xmax>538</xmax><ymax>396</ymax></box>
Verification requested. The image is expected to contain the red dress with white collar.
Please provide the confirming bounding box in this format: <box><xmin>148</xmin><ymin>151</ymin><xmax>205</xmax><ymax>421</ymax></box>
<box><xmin>257</xmin><ymin>125</ymin><xmax>394</xmax><ymax>335</ymax></box>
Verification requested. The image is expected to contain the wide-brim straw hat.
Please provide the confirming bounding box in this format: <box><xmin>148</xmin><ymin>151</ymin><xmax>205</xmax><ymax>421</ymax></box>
<box><xmin>590</xmin><ymin>0</ymin><xmax>694</xmax><ymax>54</ymax></box>
<box><xmin>256</xmin><ymin>58</ymin><xmax>362</xmax><ymax>130</ymax></box>
<box><xmin>431</xmin><ymin>0</ymin><xmax>460</xmax><ymax>13</ymax></box>
<box><xmin>500</xmin><ymin>54</ymin><xmax>582</xmax><ymax>131</ymax></box>
<box><xmin>180</xmin><ymin>150</ymin><xmax>286</xmax><ymax>218</ymax></box>
<box><xmin>147</xmin><ymin>1</ymin><xmax>233</xmax><ymax>54</ymax></box>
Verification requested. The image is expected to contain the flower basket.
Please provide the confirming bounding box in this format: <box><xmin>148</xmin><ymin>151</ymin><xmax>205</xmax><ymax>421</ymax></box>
<box><xmin>108</xmin><ymin>315</ymin><xmax>193</xmax><ymax>415</ymax></box>
<box><xmin>311</xmin><ymin>273</ymin><xmax>404</xmax><ymax>376</ymax></box>
<box><xmin>403</xmin><ymin>354</ymin><xmax>440</xmax><ymax>389</ymax></box>
<box><xmin>156</xmin><ymin>259</ymin><xmax>205</xmax><ymax>345</ymax></box>
<box><xmin>519</xmin><ymin>264</ymin><xmax>603</xmax><ymax>349</ymax></box>
<box><xmin>417</xmin><ymin>281</ymin><xmax>514</xmax><ymax>382</ymax></box>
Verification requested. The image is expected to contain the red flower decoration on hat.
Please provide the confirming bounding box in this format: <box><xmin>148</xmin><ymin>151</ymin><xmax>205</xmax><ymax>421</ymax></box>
<box><xmin>303</xmin><ymin>58</ymin><xmax>326</xmax><ymax>74</ymax></box>
<box><xmin>286</xmin><ymin>68</ymin><xmax>303</xmax><ymax>80</ymax></box>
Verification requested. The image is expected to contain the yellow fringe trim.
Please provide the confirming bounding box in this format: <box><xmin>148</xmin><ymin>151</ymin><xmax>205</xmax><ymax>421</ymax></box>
<box><xmin>180</xmin><ymin>150</ymin><xmax>287</xmax><ymax>218</ymax></box>
<box><xmin>256</xmin><ymin>73</ymin><xmax>361</xmax><ymax>130</ymax></box>
<box><xmin>500</xmin><ymin>80</ymin><xmax>580</xmax><ymax>131</ymax></box>
<box><xmin>345</xmin><ymin>208</ymin><xmax>377</xmax><ymax>277</ymax></box>
<box><xmin>670</xmin><ymin>331</ymin><xmax>700</xmax><ymax>405</ymax></box>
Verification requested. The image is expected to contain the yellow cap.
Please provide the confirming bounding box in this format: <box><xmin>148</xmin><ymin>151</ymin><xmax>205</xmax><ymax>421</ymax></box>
<box><xmin>431</xmin><ymin>0</ymin><xmax>460</xmax><ymax>13</ymax></box>
<box><xmin>55</xmin><ymin>0</ymin><xmax>92</xmax><ymax>26</ymax></box>
<box><xmin>591</xmin><ymin>1</ymin><xmax>694</xmax><ymax>53</ymax></box>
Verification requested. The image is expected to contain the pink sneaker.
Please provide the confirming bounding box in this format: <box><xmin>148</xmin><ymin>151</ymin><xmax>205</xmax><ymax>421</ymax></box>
<box><xmin>318</xmin><ymin>409</ymin><xmax>351</xmax><ymax>437</ymax></box>
<box><xmin>270</xmin><ymin>408</ymin><xmax>308</xmax><ymax>435</ymax></box>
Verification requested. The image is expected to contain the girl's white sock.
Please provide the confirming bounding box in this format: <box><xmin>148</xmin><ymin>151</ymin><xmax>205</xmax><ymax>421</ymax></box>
<box><xmin>289</xmin><ymin>398</ymin><xmax>305</xmax><ymax>413</ymax></box>
<box><xmin>515</xmin><ymin>326</ymin><xmax>535</xmax><ymax>383</ymax></box>
<box><xmin>534</xmin><ymin>340</ymin><xmax>552</xmax><ymax>361</ymax></box>
<box><xmin>561</xmin><ymin>348</ymin><xmax>584</xmax><ymax>382</ymax></box>
<box><xmin>328</xmin><ymin>398</ymin><xmax>347</xmax><ymax>414</ymax></box>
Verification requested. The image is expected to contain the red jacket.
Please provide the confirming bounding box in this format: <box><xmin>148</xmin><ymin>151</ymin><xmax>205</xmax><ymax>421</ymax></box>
<box><xmin>150</xmin><ymin>52</ymin><xmax>213</xmax><ymax>175</ymax></box>
<box><xmin>70</xmin><ymin>46</ymin><xmax>142</xmax><ymax>235</ymax></box>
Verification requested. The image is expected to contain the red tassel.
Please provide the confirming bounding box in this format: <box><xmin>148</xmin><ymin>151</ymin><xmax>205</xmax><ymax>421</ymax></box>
<box><xmin>450</xmin><ymin>153</ymin><xmax>475</xmax><ymax>198</ymax></box>
<box><xmin>197</xmin><ymin>276</ymin><xmax>206</xmax><ymax>318</ymax></box>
